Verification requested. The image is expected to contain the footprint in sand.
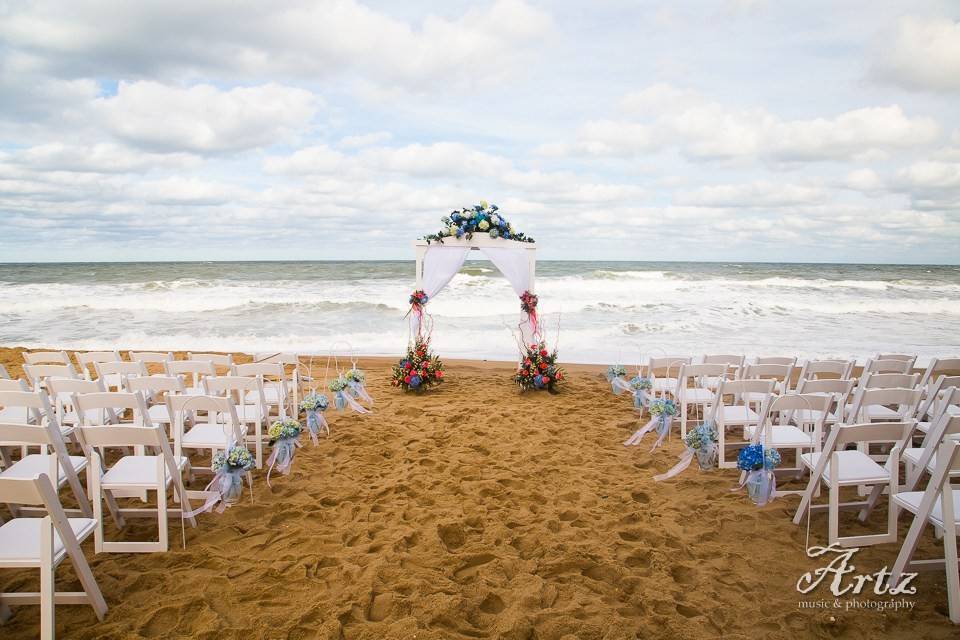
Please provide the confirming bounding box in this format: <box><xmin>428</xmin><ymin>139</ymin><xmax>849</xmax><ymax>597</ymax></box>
<box><xmin>453</xmin><ymin>553</ymin><xmax>497</xmax><ymax>580</ymax></box>
<box><xmin>438</xmin><ymin>523</ymin><xmax>466</xmax><ymax>551</ymax></box>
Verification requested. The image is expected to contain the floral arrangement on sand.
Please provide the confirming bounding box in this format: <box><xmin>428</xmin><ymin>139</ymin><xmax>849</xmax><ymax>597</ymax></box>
<box><xmin>266</xmin><ymin>418</ymin><xmax>302</xmax><ymax>484</ymax></box>
<box><xmin>653</xmin><ymin>421</ymin><xmax>719</xmax><ymax>482</ymax></box>
<box><xmin>423</xmin><ymin>201</ymin><xmax>534</xmax><ymax>244</ymax></box>
<box><xmin>211</xmin><ymin>445</ymin><xmax>255</xmax><ymax>503</ymax></box>
<box><xmin>515</xmin><ymin>342</ymin><xmax>564</xmax><ymax>392</ymax></box>
<box><xmin>299</xmin><ymin>393</ymin><xmax>329</xmax><ymax>443</ymax></box>
<box><xmin>737</xmin><ymin>444</ymin><xmax>781</xmax><ymax>506</ymax></box>
<box><xmin>328</xmin><ymin>376</ymin><xmax>349</xmax><ymax>410</ymax></box>
<box><xmin>392</xmin><ymin>337</ymin><xmax>444</xmax><ymax>392</ymax></box>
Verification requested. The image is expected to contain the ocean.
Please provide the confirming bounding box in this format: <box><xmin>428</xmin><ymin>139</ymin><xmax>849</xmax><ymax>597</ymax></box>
<box><xmin>1</xmin><ymin>261</ymin><xmax>957</xmax><ymax>365</ymax></box>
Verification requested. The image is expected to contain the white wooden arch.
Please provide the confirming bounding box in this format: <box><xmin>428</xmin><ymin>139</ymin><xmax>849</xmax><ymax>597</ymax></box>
<box><xmin>413</xmin><ymin>236</ymin><xmax>537</xmax><ymax>293</ymax></box>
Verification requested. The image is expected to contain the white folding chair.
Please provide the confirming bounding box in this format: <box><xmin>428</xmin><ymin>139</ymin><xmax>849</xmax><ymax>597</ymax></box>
<box><xmin>846</xmin><ymin>386</ymin><xmax>922</xmax><ymax>424</ymax></box>
<box><xmin>129</xmin><ymin>351</ymin><xmax>174</xmax><ymax>367</ymax></box>
<box><xmin>23</xmin><ymin>365</ymin><xmax>78</xmax><ymax>396</ymax></box>
<box><xmin>0</xmin><ymin>378</ymin><xmax>32</xmax><ymax>425</ymax></box>
<box><xmin>792</xmin><ymin>378</ymin><xmax>855</xmax><ymax>432</ymax></box>
<box><xmin>748</xmin><ymin>393</ymin><xmax>831</xmax><ymax>492</ymax></box>
<box><xmin>188</xmin><ymin>352</ymin><xmax>235</xmax><ymax>373</ymax></box>
<box><xmin>44</xmin><ymin>378</ymin><xmax>109</xmax><ymax>435</ymax></box>
<box><xmin>0</xmin><ymin>390</ymin><xmax>92</xmax><ymax>518</ymax></box>
<box><xmin>742</xmin><ymin>363</ymin><xmax>794</xmax><ymax>398</ymax></box>
<box><xmin>169</xmin><ymin>394</ymin><xmax>245</xmax><ymax>471</ymax></box>
<box><xmin>73</xmin><ymin>351</ymin><xmax>122</xmax><ymax>381</ymax></box>
<box><xmin>916</xmin><ymin>376</ymin><xmax>960</xmax><ymax>431</ymax></box>
<box><xmin>232</xmin><ymin>362</ymin><xmax>289</xmax><ymax>419</ymax></box>
<box><xmin>863</xmin><ymin>357</ymin><xmax>914</xmax><ymax>375</ymax></box>
<box><xmin>875</xmin><ymin>353</ymin><xmax>917</xmax><ymax>371</ymax></box>
<box><xmin>645</xmin><ymin>356</ymin><xmax>691</xmax><ymax>400</ymax></box>
<box><xmin>792</xmin><ymin>421</ymin><xmax>912</xmax><ymax>547</ymax></box>
<box><xmin>899</xmin><ymin>412</ymin><xmax>960</xmax><ymax>494</ymax></box>
<box><xmin>0</xmin><ymin>474</ymin><xmax>107</xmax><ymax>639</ymax></box>
<box><xmin>888</xmin><ymin>437</ymin><xmax>960</xmax><ymax>623</ymax></box>
<box><xmin>795</xmin><ymin>359</ymin><xmax>855</xmax><ymax>386</ymax></box>
<box><xmin>203</xmin><ymin>376</ymin><xmax>268</xmax><ymax>468</ymax></box>
<box><xmin>253</xmin><ymin>352</ymin><xmax>303</xmax><ymax>411</ymax></box>
<box><xmin>675</xmin><ymin>363</ymin><xmax>728</xmax><ymax>438</ymax></box>
<box><xmin>164</xmin><ymin>360</ymin><xmax>216</xmax><ymax>396</ymax></box>
<box><xmin>711</xmin><ymin>378</ymin><xmax>774</xmax><ymax>468</ymax></box>
<box><xmin>918</xmin><ymin>358</ymin><xmax>960</xmax><ymax>392</ymax></box>
<box><xmin>22</xmin><ymin>351</ymin><xmax>70</xmax><ymax>366</ymax></box>
<box><xmin>124</xmin><ymin>375</ymin><xmax>186</xmax><ymax>432</ymax></box>
<box><xmin>75</xmin><ymin>391</ymin><xmax>195</xmax><ymax>553</ymax></box>
<box><xmin>93</xmin><ymin>361</ymin><xmax>146</xmax><ymax>392</ymax></box>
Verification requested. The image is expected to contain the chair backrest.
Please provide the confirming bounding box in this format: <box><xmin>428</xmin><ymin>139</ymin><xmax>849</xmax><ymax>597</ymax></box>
<box><xmin>0</xmin><ymin>378</ymin><xmax>29</xmax><ymax>391</ymax></box>
<box><xmin>231</xmin><ymin>362</ymin><xmax>285</xmax><ymax>378</ymax></box>
<box><xmin>768</xmin><ymin>392</ymin><xmax>832</xmax><ymax>415</ymax></box>
<box><xmin>0</xmin><ymin>389</ymin><xmax>52</xmax><ymax>430</ymax></box>
<box><xmin>865</xmin><ymin>358</ymin><xmax>913</xmax><ymax>374</ymax></box>
<box><xmin>797</xmin><ymin>359</ymin><xmax>855</xmax><ymax>382</ymax></box>
<box><xmin>73</xmin><ymin>391</ymin><xmax>151</xmax><ymax>427</ymax></box>
<box><xmin>919</xmin><ymin>358</ymin><xmax>960</xmax><ymax>389</ymax></box>
<box><xmin>45</xmin><ymin>377</ymin><xmax>104</xmax><ymax>396</ymax></box>
<box><xmin>916</xmin><ymin>377</ymin><xmax>960</xmax><ymax>421</ymax></box>
<box><xmin>755</xmin><ymin>356</ymin><xmax>797</xmax><ymax>367</ymax></box>
<box><xmin>74</xmin><ymin>350</ymin><xmax>123</xmax><ymax>378</ymax></box>
<box><xmin>188</xmin><ymin>352</ymin><xmax>235</xmax><ymax>368</ymax></box>
<box><xmin>862</xmin><ymin>372</ymin><xmax>919</xmax><ymax>389</ymax></box>
<box><xmin>702</xmin><ymin>354</ymin><xmax>744</xmax><ymax>367</ymax></box>
<box><xmin>129</xmin><ymin>351</ymin><xmax>175</xmax><ymax>364</ymax></box>
<box><xmin>678</xmin><ymin>363</ymin><xmax>729</xmax><ymax>381</ymax></box>
<box><xmin>826</xmin><ymin>422</ymin><xmax>913</xmax><ymax>451</ymax></box>
<box><xmin>23</xmin><ymin>363</ymin><xmax>78</xmax><ymax>390</ymax></box>
<box><xmin>796</xmin><ymin>378</ymin><xmax>855</xmax><ymax>396</ymax></box>
<box><xmin>22</xmin><ymin>350</ymin><xmax>70</xmax><ymax>365</ymax></box>
<box><xmin>94</xmin><ymin>361</ymin><xmax>148</xmax><ymax>389</ymax></box>
<box><xmin>743</xmin><ymin>363</ymin><xmax>793</xmax><ymax>381</ymax></box>
<box><xmin>165</xmin><ymin>360</ymin><xmax>216</xmax><ymax>388</ymax></box>
<box><xmin>849</xmin><ymin>386</ymin><xmax>923</xmax><ymax>422</ymax></box>
<box><xmin>876</xmin><ymin>353</ymin><xmax>917</xmax><ymax>365</ymax></box>
<box><xmin>715</xmin><ymin>378</ymin><xmax>777</xmax><ymax>398</ymax></box>
<box><xmin>646</xmin><ymin>356</ymin><xmax>691</xmax><ymax>377</ymax></box>
<box><xmin>124</xmin><ymin>375</ymin><xmax>185</xmax><ymax>395</ymax></box>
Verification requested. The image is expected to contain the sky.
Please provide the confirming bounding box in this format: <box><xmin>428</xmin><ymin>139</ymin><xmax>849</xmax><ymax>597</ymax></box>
<box><xmin>0</xmin><ymin>0</ymin><xmax>959</xmax><ymax>263</ymax></box>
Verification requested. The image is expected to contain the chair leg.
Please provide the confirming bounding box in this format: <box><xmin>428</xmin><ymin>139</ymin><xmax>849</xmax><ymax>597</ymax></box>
<box><xmin>828</xmin><ymin>482</ymin><xmax>840</xmax><ymax>545</ymax></box>
<box><xmin>942</xmin><ymin>492</ymin><xmax>960</xmax><ymax>623</ymax></box>
<box><xmin>890</xmin><ymin>513</ymin><xmax>929</xmax><ymax>589</ymax></box>
<box><xmin>40</xmin><ymin>517</ymin><xmax>55</xmax><ymax>640</ymax></box>
<box><xmin>858</xmin><ymin>483</ymin><xmax>885</xmax><ymax>522</ymax></box>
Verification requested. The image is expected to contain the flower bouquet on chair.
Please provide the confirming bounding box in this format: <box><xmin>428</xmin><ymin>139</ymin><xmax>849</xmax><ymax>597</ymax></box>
<box><xmin>736</xmin><ymin>444</ymin><xmax>781</xmax><ymax>506</ymax></box>
<box><xmin>266</xmin><ymin>418</ymin><xmax>302</xmax><ymax>486</ymax></box>
<box><xmin>653</xmin><ymin>422</ymin><xmax>719</xmax><ymax>482</ymax></box>
<box><xmin>211</xmin><ymin>445</ymin><xmax>255</xmax><ymax>507</ymax></box>
<box><xmin>392</xmin><ymin>336</ymin><xmax>444</xmax><ymax>392</ymax></box>
<box><xmin>299</xmin><ymin>392</ymin><xmax>329</xmax><ymax>444</ymax></box>
<box><xmin>515</xmin><ymin>342</ymin><xmax>564</xmax><ymax>393</ymax></box>
<box><xmin>624</xmin><ymin>398</ymin><xmax>677</xmax><ymax>450</ymax></box>
<box><xmin>607</xmin><ymin>364</ymin><xmax>628</xmax><ymax>394</ymax></box>
<box><xmin>629</xmin><ymin>376</ymin><xmax>652</xmax><ymax>410</ymax></box>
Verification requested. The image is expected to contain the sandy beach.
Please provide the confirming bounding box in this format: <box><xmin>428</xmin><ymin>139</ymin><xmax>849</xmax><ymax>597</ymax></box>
<box><xmin>0</xmin><ymin>346</ymin><xmax>956</xmax><ymax>639</ymax></box>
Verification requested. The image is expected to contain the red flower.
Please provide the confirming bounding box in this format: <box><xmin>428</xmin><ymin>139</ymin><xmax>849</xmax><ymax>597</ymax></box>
<box><xmin>530</xmin><ymin>344</ymin><xmax>537</xmax><ymax>350</ymax></box>
<box><xmin>524</xmin><ymin>358</ymin><xmax>532</xmax><ymax>365</ymax></box>
<box><xmin>543</xmin><ymin>376</ymin><xmax>551</xmax><ymax>383</ymax></box>
<box><xmin>405</xmin><ymin>362</ymin><xmax>413</xmax><ymax>370</ymax></box>
<box><xmin>436</xmin><ymin>371</ymin><xmax>444</xmax><ymax>379</ymax></box>
<box><xmin>540</xmin><ymin>349</ymin><xmax>548</xmax><ymax>357</ymax></box>
<box><xmin>556</xmin><ymin>371</ymin><xmax>564</xmax><ymax>380</ymax></box>
<box><xmin>539</xmin><ymin>362</ymin><xmax>547</xmax><ymax>370</ymax></box>
<box><xmin>404</xmin><ymin>375</ymin><xmax>412</xmax><ymax>384</ymax></box>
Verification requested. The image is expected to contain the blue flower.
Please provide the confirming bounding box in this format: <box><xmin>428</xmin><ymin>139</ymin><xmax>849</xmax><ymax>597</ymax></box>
<box><xmin>410</xmin><ymin>375</ymin><xmax>422</xmax><ymax>388</ymax></box>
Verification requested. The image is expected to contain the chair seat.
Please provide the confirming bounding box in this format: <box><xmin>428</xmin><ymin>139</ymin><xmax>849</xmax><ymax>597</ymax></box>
<box><xmin>101</xmin><ymin>455</ymin><xmax>188</xmax><ymax>488</ymax></box>
<box><xmin>0</xmin><ymin>407</ymin><xmax>31</xmax><ymax>423</ymax></box>
<box><xmin>916</xmin><ymin>421</ymin><xmax>931</xmax><ymax>434</ymax></box>
<box><xmin>148</xmin><ymin>404</ymin><xmax>171</xmax><ymax>424</ymax></box>
<box><xmin>892</xmin><ymin>491</ymin><xmax>960</xmax><ymax>527</ymax></box>
<box><xmin>800</xmin><ymin>451</ymin><xmax>890</xmax><ymax>486</ymax></box>
<box><xmin>902</xmin><ymin>448</ymin><xmax>960</xmax><ymax>478</ymax></box>
<box><xmin>948</xmin><ymin>405</ymin><xmax>960</xmax><ymax>417</ymax></box>
<box><xmin>0</xmin><ymin>454</ymin><xmax>88</xmax><ymax>487</ymax></box>
<box><xmin>745</xmin><ymin>425</ymin><xmax>815</xmax><ymax>448</ymax></box>
<box><xmin>716</xmin><ymin>405</ymin><xmax>760</xmax><ymax>424</ymax></box>
<box><xmin>182</xmin><ymin>422</ymin><xmax>233</xmax><ymax>448</ymax></box>
<box><xmin>681</xmin><ymin>388</ymin><xmax>713</xmax><ymax>403</ymax></box>
<box><xmin>0</xmin><ymin>517</ymin><xmax>96</xmax><ymax>567</ymax></box>
<box><xmin>847</xmin><ymin>405</ymin><xmax>904</xmax><ymax>421</ymax></box>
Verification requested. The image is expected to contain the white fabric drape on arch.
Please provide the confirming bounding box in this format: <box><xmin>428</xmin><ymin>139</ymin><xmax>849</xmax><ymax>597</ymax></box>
<box><xmin>481</xmin><ymin>246</ymin><xmax>537</xmax><ymax>344</ymax></box>
<box><xmin>410</xmin><ymin>246</ymin><xmax>469</xmax><ymax>337</ymax></box>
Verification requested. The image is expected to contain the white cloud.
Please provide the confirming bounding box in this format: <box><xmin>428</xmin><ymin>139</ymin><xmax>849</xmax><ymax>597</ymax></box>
<box><xmin>338</xmin><ymin>131</ymin><xmax>392</xmax><ymax>148</ymax></box>
<box><xmin>17</xmin><ymin>142</ymin><xmax>200</xmax><ymax>173</ymax></box>
<box><xmin>0</xmin><ymin>0</ymin><xmax>553</xmax><ymax>90</ymax></box>
<box><xmin>545</xmin><ymin>85</ymin><xmax>940</xmax><ymax>163</ymax></box>
<box><xmin>676</xmin><ymin>181</ymin><xmax>826</xmax><ymax>207</ymax></box>
<box><xmin>871</xmin><ymin>17</ymin><xmax>960</xmax><ymax>92</ymax></box>
<box><xmin>94</xmin><ymin>81</ymin><xmax>319</xmax><ymax>153</ymax></box>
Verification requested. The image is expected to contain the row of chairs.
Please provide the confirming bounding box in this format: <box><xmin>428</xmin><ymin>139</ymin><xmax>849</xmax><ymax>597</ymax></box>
<box><xmin>632</xmin><ymin>354</ymin><xmax>960</xmax><ymax>623</ymax></box>
<box><xmin>0</xmin><ymin>352</ymin><xmax>318</xmax><ymax>637</ymax></box>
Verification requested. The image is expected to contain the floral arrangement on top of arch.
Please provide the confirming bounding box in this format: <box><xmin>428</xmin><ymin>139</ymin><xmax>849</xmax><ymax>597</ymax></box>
<box><xmin>422</xmin><ymin>201</ymin><xmax>535</xmax><ymax>244</ymax></box>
